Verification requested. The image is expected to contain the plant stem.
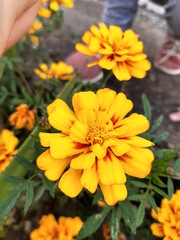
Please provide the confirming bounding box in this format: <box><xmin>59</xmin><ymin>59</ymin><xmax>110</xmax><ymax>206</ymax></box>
<box><xmin>99</xmin><ymin>70</ymin><xmax>113</xmax><ymax>88</ymax></box>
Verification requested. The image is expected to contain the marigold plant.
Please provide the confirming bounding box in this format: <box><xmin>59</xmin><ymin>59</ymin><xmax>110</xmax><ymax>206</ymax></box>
<box><xmin>151</xmin><ymin>190</ymin><xmax>180</xmax><ymax>240</ymax></box>
<box><xmin>0</xmin><ymin>129</ymin><xmax>19</xmax><ymax>174</ymax></box>
<box><xmin>28</xmin><ymin>21</ymin><xmax>43</xmax><ymax>46</ymax></box>
<box><xmin>34</xmin><ymin>61</ymin><xmax>74</xmax><ymax>80</ymax></box>
<box><xmin>76</xmin><ymin>23</ymin><xmax>151</xmax><ymax>81</ymax></box>
<box><xmin>37</xmin><ymin>88</ymin><xmax>154</xmax><ymax>205</ymax></box>
<box><xmin>30</xmin><ymin>214</ymin><xmax>83</xmax><ymax>240</ymax></box>
<box><xmin>9</xmin><ymin>104</ymin><xmax>37</xmax><ymax>131</ymax></box>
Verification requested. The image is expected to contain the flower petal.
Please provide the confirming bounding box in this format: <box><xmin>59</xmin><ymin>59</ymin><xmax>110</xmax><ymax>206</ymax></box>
<box><xmin>39</xmin><ymin>132</ymin><xmax>62</xmax><ymax>147</ymax></box>
<box><xmin>70</xmin><ymin>121</ymin><xmax>88</xmax><ymax>144</ymax></box>
<box><xmin>59</xmin><ymin>168</ymin><xmax>83</xmax><ymax>197</ymax></box>
<box><xmin>127</xmin><ymin>59</ymin><xmax>151</xmax><ymax>79</ymax></box>
<box><xmin>122</xmin><ymin>136</ymin><xmax>154</xmax><ymax>147</ymax></box>
<box><xmin>81</xmin><ymin>164</ymin><xmax>99</xmax><ymax>193</ymax></box>
<box><xmin>47</xmin><ymin>99</ymin><xmax>74</xmax><ymax>116</ymax></box>
<box><xmin>70</xmin><ymin>152</ymin><xmax>96</xmax><ymax>169</ymax></box>
<box><xmin>75</xmin><ymin>43</ymin><xmax>96</xmax><ymax>56</ymax></box>
<box><xmin>110</xmin><ymin>139</ymin><xmax>131</xmax><ymax>156</ymax></box>
<box><xmin>96</xmin><ymin>88</ymin><xmax>117</xmax><ymax>112</ymax></box>
<box><xmin>99</xmin><ymin>182</ymin><xmax>127</xmax><ymax>206</ymax></box>
<box><xmin>90</xmin><ymin>143</ymin><xmax>107</xmax><ymax>159</ymax></box>
<box><xmin>112</xmin><ymin>62</ymin><xmax>131</xmax><ymax>81</ymax></box>
<box><xmin>151</xmin><ymin>223</ymin><xmax>164</xmax><ymax>237</ymax></box>
<box><xmin>98</xmin><ymin>55</ymin><xmax>116</xmax><ymax>70</ymax></box>
<box><xmin>98</xmin><ymin>151</ymin><xmax>126</xmax><ymax>185</ymax></box>
<box><xmin>77</xmin><ymin>109</ymin><xmax>96</xmax><ymax>125</ymax></box>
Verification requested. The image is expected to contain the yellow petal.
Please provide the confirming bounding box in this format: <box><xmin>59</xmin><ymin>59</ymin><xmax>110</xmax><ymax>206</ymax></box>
<box><xmin>82</xmin><ymin>31</ymin><xmax>93</xmax><ymax>44</ymax></box>
<box><xmin>127</xmin><ymin>59</ymin><xmax>151</xmax><ymax>79</ymax></box>
<box><xmin>99</xmin><ymin>22</ymin><xmax>109</xmax><ymax>40</ymax></box>
<box><xmin>50</xmin><ymin>1</ymin><xmax>59</xmax><ymax>11</ymax></box>
<box><xmin>49</xmin><ymin>135</ymin><xmax>86</xmax><ymax>159</ymax></box>
<box><xmin>119</xmin><ymin>113</ymin><xmax>150</xmax><ymax>136</ymax></box>
<box><xmin>70</xmin><ymin>152</ymin><xmax>96</xmax><ymax>169</ymax></box>
<box><xmin>129</xmin><ymin>41</ymin><xmax>143</xmax><ymax>55</ymax></box>
<box><xmin>109</xmin><ymin>25</ymin><xmax>123</xmax><ymax>44</ymax></box>
<box><xmin>96</xmin><ymin>88</ymin><xmax>117</xmax><ymax>112</ymax></box>
<box><xmin>77</xmin><ymin>109</ymin><xmax>96</xmax><ymax>125</ymax></box>
<box><xmin>120</xmin><ymin>147</ymin><xmax>154</xmax><ymax>178</ymax></box>
<box><xmin>90</xmin><ymin>143</ymin><xmax>107</xmax><ymax>159</ymax></box>
<box><xmin>123</xmin><ymin>136</ymin><xmax>154</xmax><ymax>147</ymax></box>
<box><xmin>100</xmin><ymin>182</ymin><xmax>127</xmax><ymax>206</ymax></box>
<box><xmin>72</xmin><ymin>91</ymin><xmax>98</xmax><ymax>116</ymax></box>
<box><xmin>70</xmin><ymin>121</ymin><xmax>88</xmax><ymax>144</ymax></box>
<box><xmin>98</xmin><ymin>151</ymin><xmax>126</xmax><ymax>185</ymax></box>
<box><xmin>39</xmin><ymin>132</ymin><xmax>62</xmax><ymax>147</ymax></box>
<box><xmin>59</xmin><ymin>168</ymin><xmax>83</xmax><ymax>197</ymax></box>
<box><xmin>90</xmin><ymin>25</ymin><xmax>101</xmax><ymax>38</ymax></box>
<box><xmin>110</xmin><ymin>139</ymin><xmax>131</xmax><ymax>156</ymax></box>
<box><xmin>108</xmin><ymin>92</ymin><xmax>133</xmax><ymax>125</ymax></box>
<box><xmin>98</xmin><ymin>55</ymin><xmax>116</xmax><ymax>70</ymax></box>
<box><xmin>151</xmin><ymin>223</ymin><xmax>164</xmax><ymax>237</ymax></box>
<box><xmin>81</xmin><ymin>164</ymin><xmax>99</xmax><ymax>193</ymax></box>
<box><xmin>112</xmin><ymin>62</ymin><xmax>131</xmax><ymax>81</ymax></box>
<box><xmin>75</xmin><ymin>43</ymin><xmax>97</xmax><ymax>56</ymax></box>
<box><xmin>89</xmin><ymin>37</ymin><xmax>101</xmax><ymax>52</ymax></box>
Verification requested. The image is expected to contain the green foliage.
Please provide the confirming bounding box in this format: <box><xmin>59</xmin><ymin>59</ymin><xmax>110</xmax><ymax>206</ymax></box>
<box><xmin>142</xmin><ymin>93</ymin><xmax>151</xmax><ymax>122</ymax></box>
<box><xmin>110</xmin><ymin>208</ymin><xmax>121</xmax><ymax>240</ymax></box>
<box><xmin>41</xmin><ymin>172</ymin><xmax>55</xmax><ymax>198</ymax></box>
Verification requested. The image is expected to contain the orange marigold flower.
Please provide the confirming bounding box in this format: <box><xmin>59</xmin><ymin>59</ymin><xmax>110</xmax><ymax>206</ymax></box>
<box><xmin>9</xmin><ymin>104</ymin><xmax>37</xmax><ymax>131</ymax></box>
<box><xmin>34</xmin><ymin>62</ymin><xmax>74</xmax><ymax>80</ymax></box>
<box><xmin>37</xmin><ymin>88</ymin><xmax>154</xmax><ymax>206</ymax></box>
<box><xmin>30</xmin><ymin>214</ymin><xmax>83</xmax><ymax>240</ymax></box>
<box><xmin>76</xmin><ymin>23</ymin><xmax>151</xmax><ymax>81</ymax></box>
<box><xmin>0</xmin><ymin>129</ymin><xmax>19</xmax><ymax>174</ymax></box>
<box><xmin>151</xmin><ymin>190</ymin><xmax>180</xmax><ymax>240</ymax></box>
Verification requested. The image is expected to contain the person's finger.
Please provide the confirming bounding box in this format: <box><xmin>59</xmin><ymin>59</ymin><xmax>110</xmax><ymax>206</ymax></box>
<box><xmin>4</xmin><ymin>1</ymin><xmax>41</xmax><ymax>52</ymax></box>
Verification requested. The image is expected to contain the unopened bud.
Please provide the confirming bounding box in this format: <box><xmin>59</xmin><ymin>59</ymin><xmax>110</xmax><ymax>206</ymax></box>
<box><xmin>39</xmin><ymin>116</ymin><xmax>51</xmax><ymax>130</ymax></box>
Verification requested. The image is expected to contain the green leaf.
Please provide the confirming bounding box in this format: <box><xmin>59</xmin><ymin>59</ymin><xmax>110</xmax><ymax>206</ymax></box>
<box><xmin>77</xmin><ymin>206</ymin><xmax>112</xmax><ymax>239</ymax></box>
<box><xmin>173</xmin><ymin>157</ymin><xmax>180</xmax><ymax>173</ymax></box>
<box><xmin>34</xmin><ymin>185</ymin><xmax>45</xmax><ymax>202</ymax></box>
<box><xmin>2</xmin><ymin>173</ymin><xmax>26</xmax><ymax>184</ymax></box>
<box><xmin>153</xmin><ymin>131</ymin><xmax>169</xmax><ymax>144</ymax></box>
<box><xmin>135</xmin><ymin>200</ymin><xmax>145</xmax><ymax>228</ymax></box>
<box><xmin>92</xmin><ymin>189</ymin><xmax>104</xmax><ymax>205</ymax></box>
<box><xmin>0</xmin><ymin>60</ymin><xmax>6</xmax><ymax>80</ymax></box>
<box><xmin>147</xmin><ymin>194</ymin><xmax>158</xmax><ymax>214</ymax></box>
<box><xmin>42</xmin><ymin>173</ymin><xmax>55</xmax><ymax>198</ymax></box>
<box><xmin>14</xmin><ymin>155</ymin><xmax>38</xmax><ymax>172</ymax></box>
<box><xmin>151</xmin><ymin>175</ymin><xmax>166</xmax><ymax>188</ymax></box>
<box><xmin>110</xmin><ymin>208</ymin><xmax>120</xmax><ymax>240</ymax></box>
<box><xmin>118</xmin><ymin>200</ymin><xmax>136</xmax><ymax>234</ymax></box>
<box><xmin>149</xmin><ymin>115</ymin><xmax>163</xmax><ymax>133</ymax></box>
<box><xmin>142</xmin><ymin>94</ymin><xmax>151</xmax><ymax>122</ymax></box>
<box><xmin>152</xmin><ymin>185</ymin><xmax>168</xmax><ymax>198</ymax></box>
<box><xmin>167</xmin><ymin>177</ymin><xmax>174</xmax><ymax>200</ymax></box>
<box><xmin>127</xmin><ymin>194</ymin><xmax>144</xmax><ymax>202</ymax></box>
<box><xmin>24</xmin><ymin>182</ymin><xmax>34</xmax><ymax>214</ymax></box>
<box><xmin>0</xmin><ymin>184</ymin><xmax>24</xmax><ymax>221</ymax></box>
<box><xmin>129</xmin><ymin>180</ymin><xmax>148</xmax><ymax>188</ymax></box>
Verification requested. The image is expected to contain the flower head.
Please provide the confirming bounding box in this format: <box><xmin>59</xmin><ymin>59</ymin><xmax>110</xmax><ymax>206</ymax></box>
<box><xmin>0</xmin><ymin>129</ymin><xmax>19</xmax><ymax>174</ymax></box>
<box><xmin>30</xmin><ymin>214</ymin><xmax>83</xmax><ymax>240</ymax></box>
<box><xmin>34</xmin><ymin>62</ymin><xmax>74</xmax><ymax>80</ymax></box>
<box><xmin>37</xmin><ymin>88</ymin><xmax>154</xmax><ymax>205</ymax></box>
<box><xmin>76</xmin><ymin>23</ymin><xmax>151</xmax><ymax>81</ymax></box>
<box><xmin>9</xmin><ymin>104</ymin><xmax>37</xmax><ymax>131</ymax></box>
<box><xmin>28</xmin><ymin>21</ymin><xmax>43</xmax><ymax>46</ymax></box>
<box><xmin>151</xmin><ymin>190</ymin><xmax>180</xmax><ymax>240</ymax></box>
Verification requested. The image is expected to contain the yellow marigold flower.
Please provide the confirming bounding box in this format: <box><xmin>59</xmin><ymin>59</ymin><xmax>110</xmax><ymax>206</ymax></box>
<box><xmin>0</xmin><ymin>129</ymin><xmax>19</xmax><ymax>174</ymax></box>
<box><xmin>28</xmin><ymin>21</ymin><xmax>43</xmax><ymax>46</ymax></box>
<box><xmin>151</xmin><ymin>190</ymin><xmax>180</xmax><ymax>240</ymax></box>
<box><xmin>37</xmin><ymin>88</ymin><xmax>154</xmax><ymax>206</ymax></box>
<box><xmin>30</xmin><ymin>214</ymin><xmax>83</xmax><ymax>240</ymax></box>
<box><xmin>38</xmin><ymin>7</ymin><xmax>52</xmax><ymax>18</ymax></box>
<box><xmin>9</xmin><ymin>104</ymin><xmax>37</xmax><ymax>131</ymax></box>
<box><xmin>76</xmin><ymin>23</ymin><xmax>151</xmax><ymax>81</ymax></box>
<box><xmin>59</xmin><ymin>0</ymin><xmax>74</xmax><ymax>8</ymax></box>
<box><xmin>34</xmin><ymin>62</ymin><xmax>74</xmax><ymax>80</ymax></box>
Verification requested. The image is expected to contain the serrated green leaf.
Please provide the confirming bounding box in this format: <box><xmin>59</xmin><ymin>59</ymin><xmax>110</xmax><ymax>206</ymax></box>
<box><xmin>129</xmin><ymin>180</ymin><xmax>148</xmax><ymax>188</ymax></box>
<box><xmin>142</xmin><ymin>94</ymin><xmax>151</xmax><ymax>121</ymax></box>
<box><xmin>135</xmin><ymin>200</ymin><xmax>145</xmax><ymax>228</ymax></box>
<box><xmin>152</xmin><ymin>185</ymin><xmax>168</xmax><ymax>198</ymax></box>
<box><xmin>110</xmin><ymin>208</ymin><xmax>120</xmax><ymax>240</ymax></box>
<box><xmin>24</xmin><ymin>182</ymin><xmax>34</xmax><ymax>214</ymax></box>
<box><xmin>0</xmin><ymin>184</ymin><xmax>24</xmax><ymax>221</ymax></box>
<box><xmin>153</xmin><ymin>131</ymin><xmax>169</xmax><ymax>144</ymax></box>
<box><xmin>118</xmin><ymin>200</ymin><xmax>136</xmax><ymax>234</ymax></box>
<box><xmin>174</xmin><ymin>157</ymin><xmax>180</xmax><ymax>173</ymax></box>
<box><xmin>14</xmin><ymin>155</ymin><xmax>38</xmax><ymax>172</ymax></box>
<box><xmin>167</xmin><ymin>177</ymin><xmax>174</xmax><ymax>200</ymax></box>
<box><xmin>151</xmin><ymin>175</ymin><xmax>167</xmax><ymax>188</ymax></box>
<box><xmin>77</xmin><ymin>206</ymin><xmax>111</xmax><ymax>239</ymax></box>
<box><xmin>127</xmin><ymin>194</ymin><xmax>144</xmax><ymax>202</ymax></box>
<box><xmin>2</xmin><ymin>173</ymin><xmax>26</xmax><ymax>184</ymax></box>
<box><xmin>42</xmin><ymin>173</ymin><xmax>55</xmax><ymax>198</ymax></box>
<box><xmin>149</xmin><ymin>115</ymin><xmax>163</xmax><ymax>133</ymax></box>
<box><xmin>147</xmin><ymin>194</ymin><xmax>158</xmax><ymax>214</ymax></box>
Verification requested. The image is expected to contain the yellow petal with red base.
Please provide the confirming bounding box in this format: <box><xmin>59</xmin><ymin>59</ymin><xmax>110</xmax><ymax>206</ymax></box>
<box><xmin>70</xmin><ymin>152</ymin><xmax>96</xmax><ymax>169</ymax></box>
<box><xmin>81</xmin><ymin>164</ymin><xmax>99</xmax><ymax>193</ymax></box>
<box><xmin>70</xmin><ymin>121</ymin><xmax>88</xmax><ymax>144</ymax></box>
<box><xmin>151</xmin><ymin>223</ymin><xmax>164</xmax><ymax>237</ymax></box>
<box><xmin>96</xmin><ymin>88</ymin><xmax>117</xmax><ymax>112</ymax></box>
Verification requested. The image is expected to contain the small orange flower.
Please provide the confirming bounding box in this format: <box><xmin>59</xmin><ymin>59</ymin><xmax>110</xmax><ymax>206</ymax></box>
<box><xmin>30</xmin><ymin>214</ymin><xmax>83</xmax><ymax>240</ymax></box>
<box><xmin>151</xmin><ymin>190</ymin><xmax>180</xmax><ymax>240</ymax></box>
<box><xmin>9</xmin><ymin>104</ymin><xmax>37</xmax><ymax>131</ymax></box>
<box><xmin>0</xmin><ymin>129</ymin><xmax>19</xmax><ymax>174</ymax></box>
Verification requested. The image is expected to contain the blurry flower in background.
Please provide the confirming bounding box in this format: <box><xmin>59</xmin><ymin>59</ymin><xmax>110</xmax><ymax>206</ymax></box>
<box><xmin>28</xmin><ymin>21</ymin><xmax>43</xmax><ymax>46</ymax></box>
<box><xmin>30</xmin><ymin>214</ymin><xmax>83</xmax><ymax>240</ymax></box>
<box><xmin>37</xmin><ymin>88</ymin><xmax>154</xmax><ymax>205</ymax></box>
<box><xmin>0</xmin><ymin>129</ymin><xmax>19</xmax><ymax>174</ymax></box>
<box><xmin>34</xmin><ymin>61</ymin><xmax>74</xmax><ymax>80</ymax></box>
<box><xmin>76</xmin><ymin>23</ymin><xmax>151</xmax><ymax>81</ymax></box>
<box><xmin>151</xmin><ymin>190</ymin><xmax>180</xmax><ymax>239</ymax></box>
<box><xmin>9</xmin><ymin>104</ymin><xmax>37</xmax><ymax>131</ymax></box>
